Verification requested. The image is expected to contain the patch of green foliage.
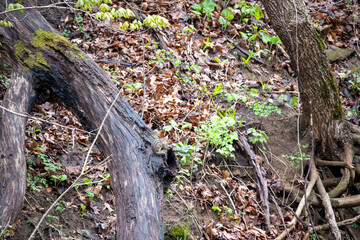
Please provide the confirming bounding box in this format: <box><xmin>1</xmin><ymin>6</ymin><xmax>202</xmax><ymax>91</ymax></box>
<box><xmin>246</xmin><ymin>128</ymin><xmax>268</xmax><ymax>144</ymax></box>
<box><xmin>282</xmin><ymin>144</ymin><xmax>310</xmax><ymax>169</ymax></box>
<box><xmin>26</xmin><ymin>145</ymin><xmax>67</xmax><ymax>192</ymax></box>
<box><xmin>191</xmin><ymin>0</ymin><xmax>217</xmax><ymax>21</ymax></box>
<box><xmin>196</xmin><ymin>114</ymin><xmax>240</xmax><ymax>158</ymax></box>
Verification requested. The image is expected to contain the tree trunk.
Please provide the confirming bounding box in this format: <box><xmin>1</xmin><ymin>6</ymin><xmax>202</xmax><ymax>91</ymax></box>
<box><xmin>0</xmin><ymin>3</ymin><xmax>177</xmax><ymax>239</ymax></box>
<box><xmin>261</xmin><ymin>0</ymin><xmax>344</xmax><ymax>159</ymax></box>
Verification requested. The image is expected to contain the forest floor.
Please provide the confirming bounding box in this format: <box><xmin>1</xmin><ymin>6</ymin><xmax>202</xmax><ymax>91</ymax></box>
<box><xmin>0</xmin><ymin>0</ymin><xmax>359</xmax><ymax>239</ymax></box>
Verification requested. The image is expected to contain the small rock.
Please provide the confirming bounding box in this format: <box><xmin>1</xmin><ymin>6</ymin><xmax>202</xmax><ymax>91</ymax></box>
<box><xmin>325</xmin><ymin>46</ymin><xmax>355</xmax><ymax>62</ymax></box>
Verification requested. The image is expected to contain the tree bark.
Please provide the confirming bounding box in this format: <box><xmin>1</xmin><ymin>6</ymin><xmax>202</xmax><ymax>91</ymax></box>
<box><xmin>0</xmin><ymin>3</ymin><xmax>177</xmax><ymax>239</ymax></box>
<box><xmin>261</xmin><ymin>0</ymin><xmax>344</xmax><ymax>159</ymax></box>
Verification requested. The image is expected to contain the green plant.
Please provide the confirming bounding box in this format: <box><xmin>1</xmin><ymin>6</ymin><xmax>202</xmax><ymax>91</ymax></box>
<box><xmin>81</xmin><ymin>204</ymin><xmax>87</xmax><ymax>211</ymax></box>
<box><xmin>180</xmin><ymin>25</ymin><xmax>196</xmax><ymax>36</ymax></box>
<box><xmin>212</xmin><ymin>204</ymin><xmax>221</xmax><ymax>212</ymax></box>
<box><xmin>234</xmin><ymin>0</ymin><xmax>263</xmax><ymax>22</ymax></box>
<box><xmin>276</xmin><ymin>94</ymin><xmax>287</xmax><ymax>104</ymax></box>
<box><xmin>201</xmin><ymin>37</ymin><xmax>212</xmax><ymax>50</ymax></box>
<box><xmin>26</xmin><ymin>146</ymin><xmax>66</xmax><ymax>191</ymax></box>
<box><xmin>148</xmin><ymin>47</ymin><xmax>201</xmax><ymax>84</ymax></box>
<box><xmin>223</xmin><ymin>205</ymin><xmax>233</xmax><ymax>215</ymax></box>
<box><xmin>143</xmin><ymin>15</ymin><xmax>169</xmax><ymax>29</ymax></box>
<box><xmin>290</xmin><ymin>96</ymin><xmax>298</xmax><ymax>107</ymax></box>
<box><xmin>241</xmin><ymin>51</ymin><xmax>255</xmax><ymax>66</ymax></box>
<box><xmin>173</xmin><ymin>141</ymin><xmax>201</xmax><ymax>168</ymax></box>
<box><xmin>47</xmin><ymin>215</ymin><xmax>59</xmax><ymax>222</ymax></box>
<box><xmin>259</xmin><ymin>31</ymin><xmax>282</xmax><ymax>45</ymax></box>
<box><xmin>282</xmin><ymin>145</ymin><xmax>310</xmax><ymax>169</ymax></box>
<box><xmin>214</xmin><ymin>57</ymin><xmax>228</xmax><ymax>64</ymax></box>
<box><xmin>55</xmin><ymin>201</ymin><xmax>65</xmax><ymax>212</ymax></box>
<box><xmin>75</xmin><ymin>1</ymin><xmax>168</xmax><ymax>30</ymax></box>
<box><xmin>1</xmin><ymin>79</ymin><xmax>10</xmax><ymax>88</ymax></box>
<box><xmin>347</xmin><ymin>108</ymin><xmax>358</xmax><ymax>119</ymax></box>
<box><xmin>222</xmin><ymin>8</ymin><xmax>234</xmax><ymax>20</ymax></box>
<box><xmin>196</xmin><ymin>114</ymin><xmax>240</xmax><ymax>158</ymax></box>
<box><xmin>212</xmin><ymin>83</ymin><xmax>223</xmax><ymax>97</ymax></box>
<box><xmin>62</xmin><ymin>29</ymin><xmax>71</xmax><ymax>37</ymax></box>
<box><xmin>124</xmin><ymin>82</ymin><xmax>141</xmax><ymax>90</ymax></box>
<box><xmin>35</xmin><ymin>151</ymin><xmax>62</xmax><ymax>172</ymax></box>
<box><xmin>247</xmin><ymin>88</ymin><xmax>259</xmax><ymax>98</ymax></box>
<box><xmin>249</xmin><ymin>102</ymin><xmax>281</xmax><ymax>117</ymax></box>
<box><xmin>27</xmin><ymin>173</ymin><xmax>48</xmax><ymax>192</ymax></box>
<box><xmin>50</xmin><ymin>174</ymin><xmax>67</xmax><ymax>184</ymax></box>
<box><xmin>191</xmin><ymin>0</ymin><xmax>217</xmax><ymax>22</ymax></box>
<box><xmin>348</xmin><ymin>68</ymin><xmax>360</xmax><ymax>92</ymax></box>
<box><xmin>149</xmin><ymin>49</ymin><xmax>179</xmax><ymax>66</ymax></box>
<box><xmin>219</xmin><ymin>16</ymin><xmax>230</xmax><ymax>29</ymax></box>
<box><xmin>241</xmin><ymin>50</ymin><xmax>267</xmax><ymax>66</ymax></box>
<box><xmin>163</xmin><ymin>119</ymin><xmax>201</xmax><ymax>170</ymax></box>
<box><xmin>246</xmin><ymin>128</ymin><xmax>268</xmax><ymax>144</ymax></box>
<box><xmin>226</xmin><ymin>93</ymin><xmax>248</xmax><ymax>103</ymax></box>
<box><xmin>0</xmin><ymin>225</ymin><xmax>12</xmax><ymax>237</ymax></box>
<box><xmin>86</xmin><ymin>191</ymin><xmax>95</xmax><ymax>201</ymax></box>
<box><xmin>82</xmin><ymin>177</ymin><xmax>93</xmax><ymax>186</ymax></box>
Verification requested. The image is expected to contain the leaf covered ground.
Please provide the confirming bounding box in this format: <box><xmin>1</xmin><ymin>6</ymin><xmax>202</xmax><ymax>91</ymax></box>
<box><xmin>0</xmin><ymin>0</ymin><xmax>359</xmax><ymax>239</ymax></box>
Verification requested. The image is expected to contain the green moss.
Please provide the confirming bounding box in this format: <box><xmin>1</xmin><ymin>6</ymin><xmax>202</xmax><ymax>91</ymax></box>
<box><xmin>314</xmin><ymin>31</ymin><xmax>326</xmax><ymax>51</ymax></box>
<box><xmin>320</xmin><ymin>81</ymin><xmax>330</xmax><ymax>100</ymax></box>
<box><xmin>13</xmin><ymin>29</ymin><xmax>87</xmax><ymax>71</ymax></box>
<box><xmin>328</xmin><ymin>68</ymin><xmax>343</xmax><ymax>119</ymax></box>
<box><xmin>14</xmin><ymin>40</ymin><xmax>49</xmax><ymax>71</ymax></box>
<box><xmin>23</xmin><ymin>52</ymin><xmax>49</xmax><ymax>70</ymax></box>
<box><xmin>14</xmin><ymin>40</ymin><xmax>29</xmax><ymax>59</ymax></box>
<box><xmin>167</xmin><ymin>225</ymin><xmax>188</xmax><ymax>240</ymax></box>
<box><xmin>31</xmin><ymin>29</ymin><xmax>86</xmax><ymax>59</ymax></box>
<box><xmin>316</xmin><ymin>68</ymin><xmax>343</xmax><ymax>120</ymax></box>
<box><xmin>328</xmin><ymin>69</ymin><xmax>338</xmax><ymax>92</ymax></box>
<box><xmin>332</xmin><ymin>102</ymin><xmax>343</xmax><ymax>119</ymax></box>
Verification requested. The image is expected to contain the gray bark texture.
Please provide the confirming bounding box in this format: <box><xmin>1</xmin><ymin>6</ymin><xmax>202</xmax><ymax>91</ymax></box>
<box><xmin>261</xmin><ymin>0</ymin><xmax>344</xmax><ymax>159</ymax></box>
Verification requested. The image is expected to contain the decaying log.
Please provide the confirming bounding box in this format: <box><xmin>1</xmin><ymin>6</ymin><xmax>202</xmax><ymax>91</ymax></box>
<box><xmin>0</xmin><ymin>3</ymin><xmax>178</xmax><ymax>239</ymax></box>
<box><xmin>236</xmin><ymin>132</ymin><xmax>270</xmax><ymax>226</ymax></box>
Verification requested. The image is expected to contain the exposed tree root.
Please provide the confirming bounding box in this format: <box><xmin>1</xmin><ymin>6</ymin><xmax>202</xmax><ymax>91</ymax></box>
<box><xmin>338</xmin><ymin>209</ymin><xmax>357</xmax><ymax>240</ymax></box>
<box><xmin>328</xmin><ymin>145</ymin><xmax>354</xmax><ymax>198</ymax></box>
<box><xmin>330</xmin><ymin>194</ymin><xmax>360</xmax><ymax>208</ymax></box>
<box><xmin>314</xmin><ymin>163</ymin><xmax>341</xmax><ymax>239</ymax></box>
<box><xmin>322</xmin><ymin>177</ymin><xmax>341</xmax><ymax>188</ymax></box>
<box><xmin>275</xmin><ymin>164</ymin><xmax>318</xmax><ymax>240</ymax></box>
<box><xmin>313</xmin><ymin>214</ymin><xmax>360</xmax><ymax>232</ymax></box>
<box><xmin>275</xmin><ymin>139</ymin><xmax>360</xmax><ymax>239</ymax></box>
<box><xmin>316</xmin><ymin>159</ymin><xmax>354</xmax><ymax>170</ymax></box>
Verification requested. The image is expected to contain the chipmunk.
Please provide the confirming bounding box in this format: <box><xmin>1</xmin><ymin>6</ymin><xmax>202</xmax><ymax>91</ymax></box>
<box><xmin>151</xmin><ymin>137</ymin><xmax>170</xmax><ymax>155</ymax></box>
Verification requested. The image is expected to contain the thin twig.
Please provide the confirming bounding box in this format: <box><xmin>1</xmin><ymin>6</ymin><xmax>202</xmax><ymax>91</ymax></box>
<box><xmin>0</xmin><ymin>2</ymin><xmax>73</xmax><ymax>16</ymax></box>
<box><xmin>219</xmin><ymin>183</ymin><xmax>238</xmax><ymax>215</ymax></box>
<box><xmin>315</xmin><ymin>214</ymin><xmax>360</xmax><ymax>231</ymax></box>
<box><xmin>141</xmin><ymin>37</ymin><xmax>146</xmax><ymax>119</ymax></box>
<box><xmin>0</xmin><ymin>105</ymin><xmax>95</xmax><ymax>134</ymax></box>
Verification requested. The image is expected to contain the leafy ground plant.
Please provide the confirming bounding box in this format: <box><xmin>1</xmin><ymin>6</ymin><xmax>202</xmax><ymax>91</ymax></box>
<box><xmin>246</xmin><ymin>127</ymin><xmax>269</xmax><ymax>144</ymax></box>
<box><xmin>196</xmin><ymin>114</ymin><xmax>240</xmax><ymax>158</ymax></box>
<box><xmin>282</xmin><ymin>144</ymin><xmax>310</xmax><ymax>169</ymax></box>
<box><xmin>191</xmin><ymin>0</ymin><xmax>217</xmax><ymax>22</ymax></box>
